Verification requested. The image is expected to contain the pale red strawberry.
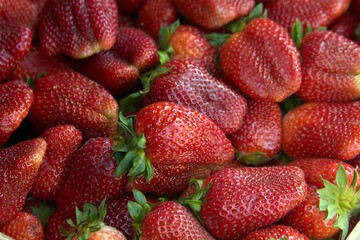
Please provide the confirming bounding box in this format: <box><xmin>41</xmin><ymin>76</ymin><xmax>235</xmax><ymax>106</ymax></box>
<box><xmin>172</xmin><ymin>0</ymin><xmax>255</xmax><ymax>29</ymax></box>
<box><xmin>116</xmin><ymin>0</ymin><xmax>146</xmax><ymax>14</ymax></box>
<box><xmin>296</xmin><ymin>30</ymin><xmax>360</xmax><ymax>102</ymax></box>
<box><xmin>220</xmin><ymin>18</ymin><xmax>302</xmax><ymax>102</ymax></box>
<box><xmin>0</xmin><ymin>23</ymin><xmax>32</xmax><ymax>83</ymax></box>
<box><xmin>27</xmin><ymin>70</ymin><xmax>119</xmax><ymax>140</ymax></box>
<box><xmin>265</xmin><ymin>0</ymin><xmax>351</xmax><ymax>32</ymax></box>
<box><xmin>30</xmin><ymin>125</ymin><xmax>83</xmax><ymax>201</ymax></box>
<box><xmin>38</xmin><ymin>0</ymin><xmax>118</xmax><ymax>58</ymax></box>
<box><xmin>282</xmin><ymin>101</ymin><xmax>360</xmax><ymax>160</ymax></box>
<box><xmin>0</xmin><ymin>81</ymin><xmax>33</xmax><ymax>148</ymax></box>
<box><xmin>0</xmin><ymin>138</ymin><xmax>46</xmax><ymax>223</ymax></box>
<box><xmin>228</xmin><ymin>98</ymin><xmax>282</xmax><ymax>165</ymax></box>
<box><xmin>242</xmin><ymin>225</ymin><xmax>309</xmax><ymax>240</ymax></box>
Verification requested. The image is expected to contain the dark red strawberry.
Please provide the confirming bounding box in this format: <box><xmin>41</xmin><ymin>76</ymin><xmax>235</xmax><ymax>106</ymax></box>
<box><xmin>329</xmin><ymin>9</ymin><xmax>360</xmax><ymax>40</ymax></box>
<box><xmin>353</xmin><ymin>0</ymin><xmax>360</xmax><ymax>16</ymax></box>
<box><xmin>44</xmin><ymin>209</ymin><xmax>75</xmax><ymax>240</ymax></box>
<box><xmin>30</xmin><ymin>125</ymin><xmax>83</xmax><ymax>201</ymax></box>
<box><xmin>282</xmin><ymin>101</ymin><xmax>360</xmax><ymax>160</ymax></box>
<box><xmin>56</xmin><ymin>138</ymin><xmax>127</xmax><ymax>216</ymax></box>
<box><xmin>0</xmin><ymin>81</ymin><xmax>33</xmax><ymax>148</ymax></box>
<box><xmin>0</xmin><ymin>22</ymin><xmax>32</xmax><ymax>83</ymax></box>
<box><xmin>21</xmin><ymin>198</ymin><xmax>56</xmax><ymax>229</ymax></box>
<box><xmin>172</xmin><ymin>0</ymin><xmax>255</xmax><ymax>29</ymax></box>
<box><xmin>27</xmin><ymin>70</ymin><xmax>119</xmax><ymax>140</ymax></box>
<box><xmin>0</xmin><ymin>138</ymin><xmax>46</xmax><ymax>223</ymax></box>
<box><xmin>242</xmin><ymin>225</ymin><xmax>309</xmax><ymax>240</ymax></box>
<box><xmin>118</xmin><ymin>13</ymin><xmax>136</xmax><ymax>28</ymax></box>
<box><xmin>116</xmin><ymin>0</ymin><xmax>146</xmax><ymax>14</ymax></box>
<box><xmin>137</xmin><ymin>0</ymin><xmax>178</xmax><ymax>41</ymax></box>
<box><xmin>265</xmin><ymin>0</ymin><xmax>351</xmax><ymax>32</ymax></box>
<box><xmin>228</xmin><ymin>98</ymin><xmax>282</xmax><ymax>165</ymax></box>
<box><xmin>296</xmin><ymin>30</ymin><xmax>360</xmax><ymax>102</ymax></box>
<box><xmin>38</xmin><ymin>0</ymin><xmax>118</xmax><ymax>58</ymax></box>
<box><xmin>220</xmin><ymin>18</ymin><xmax>302</xmax><ymax>102</ymax></box>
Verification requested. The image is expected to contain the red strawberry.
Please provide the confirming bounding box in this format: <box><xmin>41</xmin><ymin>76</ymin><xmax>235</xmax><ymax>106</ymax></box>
<box><xmin>0</xmin><ymin>81</ymin><xmax>33</xmax><ymax>148</ymax></box>
<box><xmin>118</xmin><ymin>13</ymin><xmax>136</xmax><ymax>28</ymax></box>
<box><xmin>265</xmin><ymin>0</ymin><xmax>351</xmax><ymax>32</ymax></box>
<box><xmin>44</xmin><ymin>209</ymin><xmax>75</xmax><ymax>240</ymax></box>
<box><xmin>0</xmin><ymin>211</ymin><xmax>45</xmax><ymax>240</ymax></box>
<box><xmin>21</xmin><ymin>198</ymin><xmax>56</xmax><ymax>230</ymax></box>
<box><xmin>116</xmin><ymin>0</ymin><xmax>146</xmax><ymax>14</ymax></box>
<box><xmin>329</xmin><ymin>9</ymin><xmax>360</xmax><ymax>40</ymax></box>
<box><xmin>0</xmin><ymin>138</ymin><xmax>46</xmax><ymax>223</ymax></box>
<box><xmin>242</xmin><ymin>225</ymin><xmax>309</xmax><ymax>240</ymax></box>
<box><xmin>282</xmin><ymin>101</ymin><xmax>360</xmax><ymax>160</ymax></box>
<box><xmin>142</xmin><ymin>59</ymin><xmax>247</xmax><ymax>134</ymax></box>
<box><xmin>38</xmin><ymin>0</ymin><xmax>118</xmax><ymax>58</ymax></box>
<box><xmin>56</xmin><ymin>138</ymin><xmax>127</xmax><ymax>216</ymax></box>
<box><xmin>137</xmin><ymin>0</ymin><xmax>178</xmax><ymax>41</ymax></box>
<box><xmin>220</xmin><ymin>18</ymin><xmax>302</xmax><ymax>102</ymax></box>
<box><xmin>353</xmin><ymin>0</ymin><xmax>360</xmax><ymax>16</ymax></box>
<box><xmin>30</xmin><ymin>125</ymin><xmax>83</xmax><ymax>201</ymax></box>
<box><xmin>27</xmin><ymin>70</ymin><xmax>119</xmax><ymax>140</ymax></box>
<box><xmin>228</xmin><ymin>98</ymin><xmax>282</xmax><ymax>165</ymax></box>
<box><xmin>172</xmin><ymin>0</ymin><xmax>255</xmax><ymax>29</ymax></box>
<box><xmin>296</xmin><ymin>30</ymin><xmax>360</xmax><ymax>102</ymax></box>
<box><xmin>0</xmin><ymin>22</ymin><xmax>32</xmax><ymax>83</ymax></box>
<box><xmin>196</xmin><ymin>166</ymin><xmax>307</xmax><ymax>239</ymax></box>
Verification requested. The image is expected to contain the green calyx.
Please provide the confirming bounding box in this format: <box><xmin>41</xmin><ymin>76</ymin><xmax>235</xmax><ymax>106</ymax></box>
<box><xmin>269</xmin><ymin>237</ymin><xmax>289</xmax><ymax>240</ymax></box>
<box><xmin>29</xmin><ymin>200</ymin><xmax>56</xmax><ymax>229</ymax></box>
<box><xmin>235</xmin><ymin>150</ymin><xmax>271</xmax><ymax>166</ymax></box>
<box><xmin>291</xmin><ymin>19</ymin><xmax>327</xmax><ymax>50</ymax></box>
<box><xmin>60</xmin><ymin>198</ymin><xmax>107</xmax><ymax>240</ymax></box>
<box><xmin>111</xmin><ymin>112</ymin><xmax>154</xmax><ymax>182</ymax></box>
<box><xmin>317</xmin><ymin>163</ymin><xmax>360</xmax><ymax>240</ymax></box>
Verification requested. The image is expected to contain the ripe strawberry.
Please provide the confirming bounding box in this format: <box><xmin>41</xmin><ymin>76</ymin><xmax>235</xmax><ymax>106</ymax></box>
<box><xmin>242</xmin><ymin>225</ymin><xmax>309</xmax><ymax>240</ymax></box>
<box><xmin>172</xmin><ymin>0</ymin><xmax>255</xmax><ymax>29</ymax></box>
<box><xmin>116</xmin><ymin>0</ymin><xmax>146</xmax><ymax>14</ymax></box>
<box><xmin>56</xmin><ymin>138</ymin><xmax>127</xmax><ymax>216</ymax></box>
<box><xmin>282</xmin><ymin>101</ymin><xmax>360</xmax><ymax>160</ymax></box>
<box><xmin>27</xmin><ymin>70</ymin><xmax>119</xmax><ymax>140</ymax></box>
<box><xmin>265</xmin><ymin>0</ymin><xmax>351</xmax><ymax>32</ymax></box>
<box><xmin>137</xmin><ymin>0</ymin><xmax>178</xmax><ymax>41</ymax></box>
<box><xmin>196</xmin><ymin>166</ymin><xmax>307</xmax><ymax>239</ymax></box>
<box><xmin>220</xmin><ymin>18</ymin><xmax>302</xmax><ymax>102</ymax></box>
<box><xmin>0</xmin><ymin>81</ymin><xmax>33</xmax><ymax>148</ymax></box>
<box><xmin>0</xmin><ymin>138</ymin><xmax>46</xmax><ymax>223</ymax></box>
<box><xmin>0</xmin><ymin>211</ymin><xmax>45</xmax><ymax>240</ymax></box>
<box><xmin>228</xmin><ymin>98</ymin><xmax>282</xmax><ymax>165</ymax></box>
<box><xmin>44</xmin><ymin>209</ymin><xmax>75</xmax><ymax>240</ymax></box>
<box><xmin>38</xmin><ymin>0</ymin><xmax>118</xmax><ymax>58</ymax></box>
<box><xmin>296</xmin><ymin>30</ymin><xmax>360</xmax><ymax>102</ymax></box>
<box><xmin>30</xmin><ymin>125</ymin><xmax>83</xmax><ymax>201</ymax></box>
<box><xmin>329</xmin><ymin>9</ymin><xmax>360</xmax><ymax>40</ymax></box>
<box><xmin>142</xmin><ymin>59</ymin><xmax>247</xmax><ymax>134</ymax></box>
<box><xmin>353</xmin><ymin>0</ymin><xmax>360</xmax><ymax>16</ymax></box>
<box><xmin>0</xmin><ymin>22</ymin><xmax>32</xmax><ymax>83</ymax></box>
<box><xmin>22</xmin><ymin>198</ymin><xmax>56</xmax><ymax>229</ymax></box>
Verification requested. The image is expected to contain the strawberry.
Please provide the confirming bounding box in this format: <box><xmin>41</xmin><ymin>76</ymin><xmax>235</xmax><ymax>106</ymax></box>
<box><xmin>353</xmin><ymin>0</ymin><xmax>360</xmax><ymax>16</ymax></box>
<box><xmin>296</xmin><ymin>30</ymin><xmax>360</xmax><ymax>102</ymax></box>
<box><xmin>27</xmin><ymin>70</ymin><xmax>119</xmax><ymax>140</ymax></box>
<box><xmin>265</xmin><ymin>0</ymin><xmax>351</xmax><ymax>32</ymax></box>
<box><xmin>193</xmin><ymin>166</ymin><xmax>307</xmax><ymax>239</ymax></box>
<box><xmin>228</xmin><ymin>98</ymin><xmax>282</xmax><ymax>165</ymax></box>
<box><xmin>242</xmin><ymin>225</ymin><xmax>309</xmax><ymax>240</ymax></box>
<box><xmin>220</xmin><ymin>18</ymin><xmax>302</xmax><ymax>102</ymax></box>
<box><xmin>38</xmin><ymin>0</ymin><xmax>118</xmax><ymax>58</ymax></box>
<box><xmin>55</xmin><ymin>138</ymin><xmax>127</xmax><ymax>216</ymax></box>
<box><xmin>137</xmin><ymin>0</ymin><xmax>178</xmax><ymax>41</ymax></box>
<box><xmin>44</xmin><ymin>209</ymin><xmax>76</xmax><ymax>240</ymax></box>
<box><xmin>172</xmin><ymin>0</ymin><xmax>255</xmax><ymax>29</ymax></box>
<box><xmin>0</xmin><ymin>22</ymin><xmax>32</xmax><ymax>83</ymax></box>
<box><xmin>0</xmin><ymin>81</ymin><xmax>33</xmax><ymax>148</ymax></box>
<box><xmin>142</xmin><ymin>59</ymin><xmax>247</xmax><ymax>134</ymax></box>
<box><xmin>0</xmin><ymin>211</ymin><xmax>45</xmax><ymax>240</ymax></box>
<box><xmin>329</xmin><ymin>9</ymin><xmax>360</xmax><ymax>40</ymax></box>
<box><xmin>116</xmin><ymin>0</ymin><xmax>146</xmax><ymax>14</ymax></box>
<box><xmin>282</xmin><ymin>101</ymin><xmax>360</xmax><ymax>160</ymax></box>
<box><xmin>0</xmin><ymin>138</ymin><xmax>46</xmax><ymax>223</ymax></box>
<box><xmin>30</xmin><ymin>125</ymin><xmax>83</xmax><ymax>201</ymax></box>
<box><xmin>22</xmin><ymin>198</ymin><xmax>56</xmax><ymax>229</ymax></box>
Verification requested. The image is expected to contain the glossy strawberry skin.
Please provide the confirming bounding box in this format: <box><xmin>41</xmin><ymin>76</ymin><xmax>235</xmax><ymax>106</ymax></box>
<box><xmin>30</xmin><ymin>125</ymin><xmax>83</xmax><ymax>201</ymax></box>
<box><xmin>38</xmin><ymin>0</ymin><xmax>118</xmax><ymax>58</ymax></box>
<box><xmin>200</xmin><ymin>166</ymin><xmax>307</xmax><ymax>239</ymax></box>
<box><xmin>56</xmin><ymin>138</ymin><xmax>127</xmax><ymax>216</ymax></box>
<box><xmin>220</xmin><ymin>18</ymin><xmax>302</xmax><ymax>102</ymax></box>
<box><xmin>134</xmin><ymin>102</ymin><xmax>234</xmax><ymax>165</ymax></box>
<box><xmin>265</xmin><ymin>0</ymin><xmax>351</xmax><ymax>32</ymax></box>
<box><xmin>0</xmin><ymin>23</ymin><xmax>32</xmax><ymax>83</ymax></box>
<box><xmin>140</xmin><ymin>201</ymin><xmax>215</xmax><ymax>240</ymax></box>
<box><xmin>329</xmin><ymin>9</ymin><xmax>360</xmax><ymax>41</ymax></box>
<box><xmin>296</xmin><ymin>30</ymin><xmax>360</xmax><ymax>102</ymax></box>
<box><xmin>0</xmin><ymin>81</ymin><xmax>33</xmax><ymax>148</ymax></box>
<box><xmin>27</xmin><ymin>70</ymin><xmax>119</xmax><ymax>141</ymax></box>
<box><xmin>0</xmin><ymin>138</ymin><xmax>46</xmax><ymax>223</ymax></box>
<box><xmin>45</xmin><ymin>209</ymin><xmax>75</xmax><ymax>240</ymax></box>
<box><xmin>282</xmin><ymin>101</ymin><xmax>360</xmax><ymax>160</ymax></box>
<box><xmin>242</xmin><ymin>225</ymin><xmax>309</xmax><ymax>240</ymax></box>
<box><xmin>172</xmin><ymin>0</ymin><xmax>255</xmax><ymax>29</ymax></box>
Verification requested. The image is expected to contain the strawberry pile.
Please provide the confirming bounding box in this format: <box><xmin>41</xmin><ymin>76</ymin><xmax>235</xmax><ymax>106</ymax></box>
<box><xmin>1</xmin><ymin>0</ymin><xmax>360</xmax><ymax>240</ymax></box>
